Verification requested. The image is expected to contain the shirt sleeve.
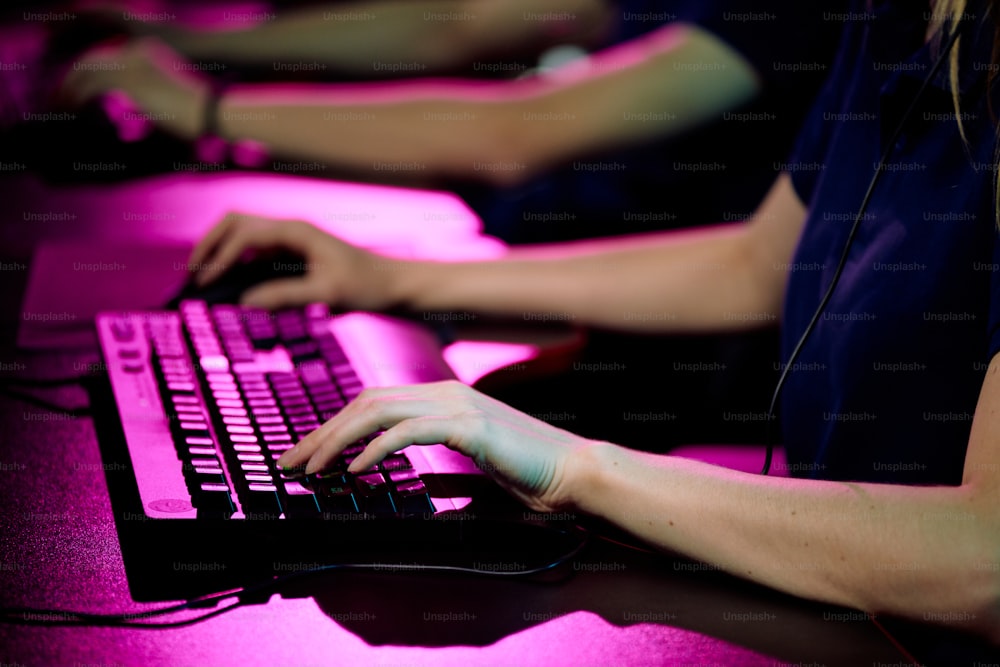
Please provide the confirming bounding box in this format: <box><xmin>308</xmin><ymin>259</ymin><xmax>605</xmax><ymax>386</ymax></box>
<box><xmin>670</xmin><ymin>0</ymin><xmax>850</xmax><ymax>91</ymax></box>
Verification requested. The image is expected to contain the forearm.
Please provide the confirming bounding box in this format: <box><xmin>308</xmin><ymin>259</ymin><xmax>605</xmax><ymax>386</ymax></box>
<box><xmin>167</xmin><ymin>0</ymin><xmax>611</xmax><ymax>75</ymax></box>
<box><xmin>386</xmin><ymin>174</ymin><xmax>802</xmax><ymax>332</ymax></box>
<box><xmin>391</xmin><ymin>223</ymin><xmax>775</xmax><ymax>333</ymax></box>
<box><xmin>212</xmin><ymin>23</ymin><xmax>759</xmax><ymax>185</ymax></box>
<box><xmin>216</xmin><ymin>81</ymin><xmax>517</xmax><ymax>182</ymax></box>
<box><xmin>570</xmin><ymin>444</ymin><xmax>1000</xmax><ymax>636</ymax></box>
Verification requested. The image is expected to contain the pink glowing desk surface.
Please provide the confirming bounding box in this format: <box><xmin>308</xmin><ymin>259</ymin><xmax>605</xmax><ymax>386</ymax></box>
<box><xmin>12</xmin><ymin>170</ymin><xmax>565</xmax><ymax>385</ymax></box>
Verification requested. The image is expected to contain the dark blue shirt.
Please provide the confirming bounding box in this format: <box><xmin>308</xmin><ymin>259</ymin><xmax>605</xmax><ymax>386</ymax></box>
<box><xmin>465</xmin><ymin>0</ymin><xmax>848</xmax><ymax>244</ymax></box>
<box><xmin>782</xmin><ymin>0</ymin><xmax>1000</xmax><ymax>484</ymax></box>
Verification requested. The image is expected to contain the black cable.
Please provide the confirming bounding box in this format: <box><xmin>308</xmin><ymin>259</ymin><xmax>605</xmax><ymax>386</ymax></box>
<box><xmin>760</xmin><ymin>19</ymin><xmax>967</xmax><ymax>475</ymax></box>
<box><xmin>0</xmin><ymin>523</ymin><xmax>590</xmax><ymax>629</ymax></box>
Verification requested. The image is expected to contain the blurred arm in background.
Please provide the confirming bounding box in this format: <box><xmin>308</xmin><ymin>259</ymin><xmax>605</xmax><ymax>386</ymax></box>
<box><xmin>79</xmin><ymin>0</ymin><xmax>614</xmax><ymax>76</ymax></box>
<box><xmin>59</xmin><ymin>22</ymin><xmax>760</xmax><ymax>187</ymax></box>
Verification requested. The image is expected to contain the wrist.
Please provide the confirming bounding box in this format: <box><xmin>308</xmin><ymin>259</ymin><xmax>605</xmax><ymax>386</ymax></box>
<box><xmin>561</xmin><ymin>439</ymin><xmax>621</xmax><ymax>514</ymax></box>
<box><xmin>385</xmin><ymin>258</ymin><xmax>437</xmax><ymax>310</ymax></box>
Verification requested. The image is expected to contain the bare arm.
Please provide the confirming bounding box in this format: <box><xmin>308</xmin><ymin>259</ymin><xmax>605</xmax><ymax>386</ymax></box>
<box><xmin>213</xmin><ymin>23</ymin><xmax>760</xmax><ymax>185</ymax></box>
<box><xmin>189</xmin><ymin>174</ymin><xmax>803</xmax><ymax>333</ymax></box>
<box><xmin>390</xmin><ymin>174</ymin><xmax>804</xmax><ymax>332</ymax></box>
<box><xmin>159</xmin><ymin>0</ymin><xmax>613</xmax><ymax>75</ymax></box>
<box><xmin>561</xmin><ymin>354</ymin><xmax>1000</xmax><ymax>641</ymax></box>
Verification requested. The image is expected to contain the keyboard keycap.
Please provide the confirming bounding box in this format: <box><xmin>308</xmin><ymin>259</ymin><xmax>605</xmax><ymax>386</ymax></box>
<box><xmin>194</xmin><ymin>484</ymin><xmax>236</xmax><ymax>519</ymax></box>
<box><xmin>396</xmin><ymin>484</ymin><xmax>435</xmax><ymax>516</ymax></box>
<box><xmin>282</xmin><ymin>482</ymin><xmax>321</xmax><ymax>518</ymax></box>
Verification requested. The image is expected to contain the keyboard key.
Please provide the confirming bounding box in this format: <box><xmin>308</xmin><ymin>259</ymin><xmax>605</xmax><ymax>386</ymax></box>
<box><xmin>395</xmin><ymin>480</ymin><xmax>435</xmax><ymax>516</ymax></box>
<box><xmin>298</xmin><ymin>361</ymin><xmax>330</xmax><ymax>385</ymax></box>
<box><xmin>242</xmin><ymin>486</ymin><xmax>283</xmax><ymax>520</ymax></box>
<box><xmin>180</xmin><ymin>421</ymin><xmax>209</xmax><ymax>430</ymax></box>
<box><xmin>199</xmin><ymin>355</ymin><xmax>230</xmax><ymax>372</ymax></box>
<box><xmin>387</xmin><ymin>469</ymin><xmax>419</xmax><ymax>484</ymax></box>
<box><xmin>255</xmin><ymin>415</ymin><xmax>285</xmax><ymax>424</ymax></box>
<box><xmin>193</xmin><ymin>484</ymin><xmax>236</xmax><ymax>519</ymax></box>
<box><xmin>168</xmin><ymin>381</ymin><xmax>197</xmax><ymax>392</ymax></box>
<box><xmin>314</xmin><ymin>398</ymin><xmax>345</xmax><ymax>412</ymax></box>
<box><xmin>288</xmin><ymin>414</ymin><xmax>318</xmax><ymax>424</ymax></box>
<box><xmin>314</xmin><ymin>483</ymin><xmax>359</xmax><ymax>516</ymax></box>
<box><xmin>379</xmin><ymin>456</ymin><xmax>413</xmax><ymax>473</ymax></box>
<box><xmin>282</xmin><ymin>482</ymin><xmax>321</xmax><ymax>518</ymax></box>
<box><xmin>111</xmin><ymin>319</ymin><xmax>136</xmax><ymax>342</ymax></box>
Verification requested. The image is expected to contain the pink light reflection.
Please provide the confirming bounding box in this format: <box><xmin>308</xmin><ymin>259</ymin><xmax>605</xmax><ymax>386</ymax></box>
<box><xmin>444</xmin><ymin>341</ymin><xmax>540</xmax><ymax>386</ymax></box>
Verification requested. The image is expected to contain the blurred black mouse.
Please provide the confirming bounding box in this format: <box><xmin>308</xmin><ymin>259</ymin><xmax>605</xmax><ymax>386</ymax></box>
<box><xmin>166</xmin><ymin>252</ymin><xmax>309</xmax><ymax>308</ymax></box>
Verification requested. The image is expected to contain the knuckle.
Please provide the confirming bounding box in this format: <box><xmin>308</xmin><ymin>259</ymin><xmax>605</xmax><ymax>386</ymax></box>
<box><xmin>354</xmin><ymin>387</ymin><xmax>378</xmax><ymax>403</ymax></box>
<box><xmin>437</xmin><ymin>379</ymin><xmax>468</xmax><ymax>395</ymax></box>
<box><xmin>353</xmin><ymin>395</ymin><xmax>383</xmax><ymax>421</ymax></box>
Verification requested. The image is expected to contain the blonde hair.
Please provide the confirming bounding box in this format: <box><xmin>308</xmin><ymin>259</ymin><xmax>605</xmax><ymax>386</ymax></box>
<box><xmin>930</xmin><ymin>0</ymin><xmax>969</xmax><ymax>141</ymax></box>
<box><xmin>930</xmin><ymin>0</ymin><xmax>1000</xmax><ymax>222</ymax></box>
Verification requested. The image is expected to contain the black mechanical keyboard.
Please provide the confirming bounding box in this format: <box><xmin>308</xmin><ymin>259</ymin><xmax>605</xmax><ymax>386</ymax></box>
<box><xmin>93</xmin><ymin>300</ymin><xmax>575</xmax><ymax>600</ymax></box>
<box><xmin>102</xmin><ymin>300</ymin><xmax>435</xmax><ymax>522</ymax></box>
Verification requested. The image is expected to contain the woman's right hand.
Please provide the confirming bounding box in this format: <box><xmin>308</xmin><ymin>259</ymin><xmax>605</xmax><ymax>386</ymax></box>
<box><xmin>187</xmin><ymin>212</ymin><xmax>407</xmax><ymax>311</ymax></box>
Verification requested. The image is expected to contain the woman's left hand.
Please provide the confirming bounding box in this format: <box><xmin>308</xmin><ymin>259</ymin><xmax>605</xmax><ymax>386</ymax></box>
<box><xmin>58</xmin><ymin>37</ymin><xmax>209</xmax><ymax>140</ymax></box>
<box><xmin>277</xmin><ymin>380</ymin><xmax>596</xmax><ymax>513</ymax></box>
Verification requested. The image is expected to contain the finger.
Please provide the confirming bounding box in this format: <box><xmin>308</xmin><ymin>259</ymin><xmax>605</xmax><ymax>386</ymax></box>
<box><xmin>275</xmin><ymin>387</ymin><xmax>417</xmax><ymax>466</ymax></box>
<box><xmin>346</xmin><ymin>415</ymin><xmax>469</xmax><ymax>473</ymax></box>
<box><xmin>194</xmin><ymin>221</ymin><xmax>275</xmax><ymax>286</ymax></box>
<box><xmin>188</xmin><ymin>213</ymin><xmax>240</xmax><ymax>272</ymax></box>
<box><xmin>198</xmin><ymin>218</ymin><xmax>317</xmax><ymax>286</ymax></box>
<box><xmin>241</xmin><ymin>276</ymin><xmax>316</xmax><ymax>310</ymax></box>
<box><xmin>300</xmin><ymin>397</ymin><xmax>446</xmax><ymax>474</ymax></box>
<box><xmin>279</xmin><ymin>392</ymin><xmax>442</xmax><ymax>472</ymax></box>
